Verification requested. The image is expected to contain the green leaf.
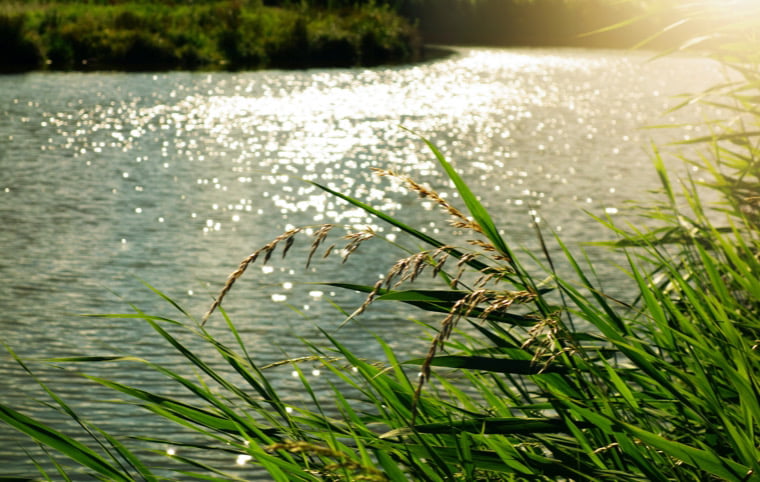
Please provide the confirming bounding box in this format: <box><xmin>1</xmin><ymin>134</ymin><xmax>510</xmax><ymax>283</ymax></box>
<box><xmin>324</xmin><ymin>283</ymin><xmax>538</xmax><ymax>326</ymax></box>
<box><xmin>403</xmin><ymin>355</ymin><xmax>568</xmax><ymax>374</ymax></box>
<box><xmin>376</xmin><ymin>290</ymin><xmax>471</xmax><ymax>303</ymax></box>
<box><xmin>382</xmin><ymin>417</ymin><xmax>581</xmax><ymax>438</ymax></box>
<box><xmin>671</xmin><ymin>130</ymin><xmax>760</xmax><ymax>145</ymax></box>
<box><xmin>85</xmin><ymin>377</ymin><xmax>245</xmax><ymax>434</ymax></box>
<box><xmin>412</xmin><ymin>130</ymin><xmax>513</xmax><ymax>262</ymax></box>
<box><xmin>309</xmin><ymin>181</ymin><xmax>492</xmax><ymax>273</ymax></box>
<box><xmin>0</xmin><ymin>404</ymin><xmax>129</xmax><ymax>481</ymax></box>
<box><xmin>374</xmin><ymin>449</ymin><xmax>407</xmax><ymax>481</ymax></box>
<box><xmin>619</xmin><ymin>422</ymin><xmax>753</xmax><ymax>481</ymax></box>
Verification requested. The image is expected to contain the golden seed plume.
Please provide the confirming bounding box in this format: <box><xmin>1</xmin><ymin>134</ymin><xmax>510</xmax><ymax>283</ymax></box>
<box><xmin>201</xmin><ymin>228</ymin><xmax>301</xmax><ymax>326</ymax></box>
<box><xmin>306</xmin><ymin>224</ymin><xmax>334</xmax><ymax>268</ymax></box>
<box><xmin>341</xmin><ymin>227</ymin><xmax>376</xmax><ymax>263</ymax></box>
<box><xmin>372</xmin><ymin>167</ymin><xmax>483</xmax><ymax>234</ymax></box>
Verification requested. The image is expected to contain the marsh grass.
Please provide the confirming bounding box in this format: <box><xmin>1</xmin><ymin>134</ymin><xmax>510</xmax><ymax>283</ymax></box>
<box><xmin>4</xmin><ymin>126</ymin><xmax>757</xmax><ymax>478</ymax></box>
<box><xmin>2</xmin><ymin>1</ymin><xmax>760</xmax><ymax>480</ymax></box>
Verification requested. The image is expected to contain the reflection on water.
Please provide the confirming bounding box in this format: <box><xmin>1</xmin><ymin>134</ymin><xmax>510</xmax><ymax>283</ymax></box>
<box><xmin>0</xmin><ymin>47</ymin><xmax>721</xmax><ymax>476</ymax></box>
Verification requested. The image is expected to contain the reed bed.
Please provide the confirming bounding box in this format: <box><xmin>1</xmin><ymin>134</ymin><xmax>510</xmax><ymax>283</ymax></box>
<box><xmin>1</xmin><ymin>1</ymin><xmax>759</xmax><ymax>480</ymax></box>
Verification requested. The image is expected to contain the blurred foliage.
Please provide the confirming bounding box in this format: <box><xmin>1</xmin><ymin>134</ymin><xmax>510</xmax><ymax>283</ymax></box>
<box><xmin>0</xmin><ymin>0</ymin><xmax>729</xmax><ymax>73</ymax></box>
<box><xmin>0</xmin><ymin>0</ymin><xmax>420</xmax><ymax>71</ymax></box>
<box><xmin>0</xmin><ymin>12</ymin><xmax>43</xmax><ymax>71</ymax></box>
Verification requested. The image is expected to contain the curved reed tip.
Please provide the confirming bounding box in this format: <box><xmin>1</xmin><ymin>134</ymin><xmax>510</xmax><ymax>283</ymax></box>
<box><xmin>200</xmin><ymin>308</ymin><xmax>214</xmax><ymax>326</ymax></box>
<box><xmin>200</xmin><ymin>227</ymin><xmax>310</xmax><ymax>326</ymax></box>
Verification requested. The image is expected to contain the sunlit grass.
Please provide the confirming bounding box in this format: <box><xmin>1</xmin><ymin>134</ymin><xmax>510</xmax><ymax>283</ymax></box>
<box><xmin>4</xmin><ymin>118</ymin><xmax>758</xmax><ymax>478</ymax></box>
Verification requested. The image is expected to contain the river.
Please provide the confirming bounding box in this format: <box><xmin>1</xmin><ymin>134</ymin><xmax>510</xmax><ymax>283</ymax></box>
<box><xmin>0</xmin><ymin>47</ymin><xmax>722</xmax><ymax>478</ymax></box>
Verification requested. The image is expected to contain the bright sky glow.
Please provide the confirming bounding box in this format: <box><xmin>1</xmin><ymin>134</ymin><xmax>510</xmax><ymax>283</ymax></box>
<box><xmin>704</xmin><ymin>0</ymin><xmax>759</xmax><ymax>15</ymax></box>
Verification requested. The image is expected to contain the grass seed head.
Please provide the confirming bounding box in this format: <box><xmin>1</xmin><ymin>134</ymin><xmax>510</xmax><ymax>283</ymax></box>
<box><xmin>307</xmin><ymin>224</ymin><xmax>334</xmax><ymax>268</ymax></box>
<box><xmin>341</xmin><ymin>227</ymin><xmax>375</xmax><ymax>263</ymax></box>
<box><xmin>202</xmin><ymin>228</ymin><xmax>301</xmax><ymax>326</ymax></box>
<box><xmin>266</xmin><ymin>441</ymin><xmax>387</xmax><ymax>481</ymax></box>
<box><xmin>372</xmin><ymin>167</ymin><xmax>482</xmax><ymax>234</ymax></box>
<box><xmin>345</xmin><ymin>280</ymin><xmax>384</xmax><ymax>322</ymax></box>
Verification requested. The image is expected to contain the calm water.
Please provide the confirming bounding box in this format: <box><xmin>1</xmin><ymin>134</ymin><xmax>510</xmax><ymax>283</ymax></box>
<box><xmin>0</xmin><ymin>47</ymin><xmax>721</xmax><ymax>477</ymax></box>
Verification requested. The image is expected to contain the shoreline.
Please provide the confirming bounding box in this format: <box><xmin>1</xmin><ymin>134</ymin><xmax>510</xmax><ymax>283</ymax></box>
<box><xmin>0</xmin><ymin>45</ymin><xmax>457</xmax><ymax>75</ymax></box>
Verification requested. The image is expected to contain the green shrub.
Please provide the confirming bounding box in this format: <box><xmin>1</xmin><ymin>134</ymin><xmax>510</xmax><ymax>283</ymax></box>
<box><xmin>302</xmin><ymin>5</ymin><xmax>419</xmax><ymax>67</ymax></box>
<box><xmin>352</xmin><ymin>5</ymin><xmax>416</xmax><ymax>64</ymax></box>
<box><xmin>3</xmin><ymin>1</ymin><xmax>420</xmax><ymax>71</ymax></box>
<box><xmin>0</xmin><ymin>13</ymin><xmax>42</xmax><ymax>71</ymax></box>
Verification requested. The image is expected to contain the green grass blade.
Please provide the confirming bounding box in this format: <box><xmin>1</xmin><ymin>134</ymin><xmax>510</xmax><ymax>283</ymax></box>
<box><xmin>324</xmin><ymin>283</ymin><xmax>537</xmax><ymax>325</ymax></box>
<box><xmin>0</xmin><ymin>404</ymin><xmax>129</xmax><ymax>481</ymax></box>
<box><xmin>403</xmin><ymin>355</ymin><xmax>569</xmax><ymax>374</ymax></box>
<box><xmin>411</xmin><ymin>130</ymin><xmax>513</xmax><ymax>262</ymax></box>
<box><xmin>309</xmin><ymin>181</ymin><xmax>493</xmax><ymax>272</ymax></box>
<box><xmin>382</xmin><ymin>417</ymin><xmax>586</xmax><ymax>437</ymax></box>
<box><xmin>620</xmin><ymin>422</ymin><xmax>753</xmax><ymax>481</ymax></box>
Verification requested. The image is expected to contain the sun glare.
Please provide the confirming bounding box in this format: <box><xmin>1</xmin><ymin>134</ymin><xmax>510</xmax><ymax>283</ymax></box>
<box><xmin>706</xmin><ymin>0</ymin><xmax>759</xmax><ymax>14</ymax></box>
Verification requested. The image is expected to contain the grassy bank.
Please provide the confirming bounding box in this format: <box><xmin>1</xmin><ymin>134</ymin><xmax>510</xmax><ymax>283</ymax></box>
<box><xmin>0</xmin><ymin>0</ymin><xmax>421</xmax><ymax>72</ymax></box>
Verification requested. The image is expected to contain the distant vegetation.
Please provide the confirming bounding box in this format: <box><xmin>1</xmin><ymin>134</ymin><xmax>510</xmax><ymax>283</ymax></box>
<box><xmin>0</xmin><ymin>0</ymin><xmax>421</xmax><ymax>72</ymax></box>
<box><xmin>0</xmin><ymin>0</ymin><xmax>699</xmax><ymax>72</ymax></box>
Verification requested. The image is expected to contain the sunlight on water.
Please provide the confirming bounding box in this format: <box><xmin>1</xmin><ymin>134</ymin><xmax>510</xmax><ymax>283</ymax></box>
<box><xmin>55</xmin><ymin>49</ymin><xmax>669</xmax><ymax>241</ymax></box>
<box><xmin>236</xmin><ymin>454</ymin><xmax>253</xmax><ymax>466</ymax></box>
<box><xmin>0</xmin><ymin>47</ymin><xmax>724</xmax><ymax>477</ymax></box>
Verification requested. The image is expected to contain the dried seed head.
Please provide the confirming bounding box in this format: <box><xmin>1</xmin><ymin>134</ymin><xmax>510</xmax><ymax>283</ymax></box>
<box><xmin>411</xmin><ymin>253</ymin><xmax>428</xmax><ymax>282</ymax></box>
<box><xmin>519</xmin><ymin>313</ymin><xmax>577</xmax><ymax>373</ymax></box>
<box><xmin>306</xmin><ymin>224</ymin><xmax>334</xmax><ymax>268</ymax></box>
<box><xmin>202</xmin><ymin>228</ymin><xmax>301</xmax><ymax>326</ymax></box>
<box><xmin>412</xmin><ymin>289</ymin><xmax>488</xmax><ymax>421</ymax></box>
<box><xmin>400</xmin><ymin>252</ymin><xmax>429</xmax><ymax>284</ymax></box>
<box><xmin>202</xmin><ymin>248</ymin><xmax>261</xmax><ymax>325</ymax></box>
<box><xmin>384</xmin><ymin>256</ymin><xmax>410</xmax><ymax>289</ymax></box>
<box><xmin>452</xmin><ymin>219</ymin><xmax>484</xmax><ymax>233</ymax></box>
<box><xmin>263</xmin><ymin>245</ymin><xmax>275</xmax><ymax>264</ymax></box>
<box><xmin>341</xmin><ymin>227</ymin><xmax>375</xmax><ymax>263</ymax></box>
<box><xmin>468</xmin><ymin>239</ymin><xmax>497</xmax><ymax>252</ymax></box>
<box><xmin>480</xmin><ymin>290</ymin><xmax>534</xmax><ymax>319</ymax></box>
<box><xmin>281</xmin><ymin>232</ymin><xmax>297</xmax><ymax>258</ymax></box>
<box><xmin>372</xmin><ymin>167</ymin><xmax>482</xmax><ymax>234</ymax></box>
<box><xmin>474</xmin><ymin>271</ymin><xmax>500</xmax><ymax>288</ymax></box>
<box><xmin>432</xmin><ymin>251</ymin><xmax>449</xmax><ymax>278</ymax></box>
<box><xmin>266</xmin><ymin>441</ymin><xmax>385</xmax><ymax>480</ymax></box>
<box><xmin>342</xmin><ymin>280</ymin><xmax>384</xmax><ymax>326</ymax></box>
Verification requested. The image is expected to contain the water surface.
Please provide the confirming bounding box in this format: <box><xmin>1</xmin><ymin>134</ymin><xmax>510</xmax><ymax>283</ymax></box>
<box><xmin>0</xmin><ymin>47</ymin><xmax>721</xmax><ymax>477</ymax></box>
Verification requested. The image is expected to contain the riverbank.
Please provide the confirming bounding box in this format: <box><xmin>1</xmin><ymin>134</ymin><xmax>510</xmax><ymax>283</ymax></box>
<box><xmin>0</xmin><ymin>0</ymin><xmax>422</xmax><ymax>72</ymax></box>
<box><xmin>1</xmin><ymin>0</ymin><xmax>698</xmax><ymax>73</ymax></box>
